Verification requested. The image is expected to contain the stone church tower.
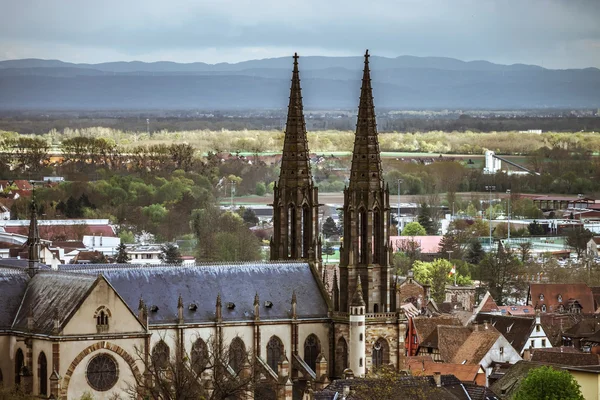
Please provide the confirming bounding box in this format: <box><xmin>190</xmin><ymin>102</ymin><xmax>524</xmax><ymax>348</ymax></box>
<box><xmin>338</xmin><ymin>50</ymin><xmax>393</xmax><ymax>314</ymax></box>
<box><xmin>270</xmin><ymin>54</ymin><xmax>321</xmax><ymax>263</ymax></box>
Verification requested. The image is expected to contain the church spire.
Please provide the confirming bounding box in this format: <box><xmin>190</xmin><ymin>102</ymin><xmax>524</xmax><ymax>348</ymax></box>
<box><xmin>349</xmin><ymin>49</ymin><xmax>383</xmax><ymax>191</ymax></box>
<box><xmin>279</xmin><ymin>53</ymin><xmax>312</xmax><ymax>189</ymax></box>
<box><xmin>27</xmin><ymin>197</ymin><xmax>41</xmax><ymax>277</ymax></box>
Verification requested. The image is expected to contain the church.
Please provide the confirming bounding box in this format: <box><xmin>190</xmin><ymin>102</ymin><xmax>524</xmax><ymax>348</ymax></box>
<box><xmin>0</xmin><ymin>51</ymin><xmax>409</xmax><ymax>399</ymax></box>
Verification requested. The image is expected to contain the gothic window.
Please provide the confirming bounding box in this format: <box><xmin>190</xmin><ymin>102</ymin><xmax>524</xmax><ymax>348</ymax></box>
<box><xmin>38</xmin><ymin>352</ymin><xmax>48</xmax><ymax>396</ymax></box>
<box><xmin>358</xmin><ymin>208</ymin><xmax>368</xmax><ymax>264</ymax></box>
<box><xmin>151</xmin><ymin>341</ymin><xmax>170</xmax><ymax>370</ymax></box>
<box><xmin>14</xmin><ymin>348</ymin><xmax>24</xmax><ymax>385</ymax></box>
<box><xmin>94</xmin><ymin>306</ymin><xmax>111</xmax><ymax>333</ymax></box>
<box><xmin>288</xmin><ymin>204</ymin><xmax>297</xmax><ymax>258</ymax></box>
<box><xmin>191</xmin><ymin>338</ymin><xmax>209</xmax><ymax>375</ymax></box>
<box><xmin>302</xmin><ymin>204</ymin><xmax>310</xmax><ymax>258</ymax></box>
<box><xmin>267</xmin><ymin>336</ymin><xmax>284</xmax><ymax>374</ymax></box>
<box><xmin>372</xmin><ymin>338</ymin><xmax>389</xmax><ymax>369</ymax></box>
<box><xmin>86</xmin><ymin>353</ymin><xmax>119</xmax><ymax>392</ymax></box>
<box><xmin>372</xmin><ymin>208</ymin><xmax>382</xmax><ymax>264</ymax></box>
<box><xmin>335</xmin><ymin>337</ymin><xmax>348</xmax><ymax>377</ymax></box>
<box><xmin>229</xmin><ymin>337</ymin><xmax>246</xmax><ymax>374</ymax></box>
<box><xmin>304</xmin><ymin>334</ymin><xmax>321</xmax><ymax>372</ymax></box>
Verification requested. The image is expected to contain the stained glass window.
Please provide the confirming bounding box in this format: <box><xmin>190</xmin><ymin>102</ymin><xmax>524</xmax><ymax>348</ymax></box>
<box><xmin>86</xmin><ymin>354</ymin><xmax>118</xmax><ymax>391</ymax></box>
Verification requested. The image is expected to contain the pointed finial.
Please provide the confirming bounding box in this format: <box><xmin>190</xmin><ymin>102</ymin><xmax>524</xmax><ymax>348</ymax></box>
<box><xmin>291</xmin><ymin>290</ymin><xmax>297</xmax><ymax>319</ymax></box>
<box><xmin>365</xmin><ymin>49</ymin><xmax>370</xmax><ymax>58</ymax></box>
<box><xmin>178</xmin><ymin>294</ymin><xmax>183</xmax><ymax>308</ymax></box>
<box><xmin>294</xmin><ymin>52</ymin><xmax>299</xmax><ymax>63</ymax></box>
<box><xmin>216</xmin><ymin>293</ymin><xmax>222</xmax><ymax>322</ymax></box>
<box><xmin>216</xmin><ymin>293</ymin><xmax>222</xmax><ymax>306</ymax></box>
<box><xmin>356</xmin><ymin>275</ymin><xmax>363</xmax><ymax>292</ymax></box>
<box><xmin>138</xmin><ymin>297</ymin><xmax>145</xmax><ymax>311</ymax></box>
<box><xmin>291</xmin><ymin>290</ymin><xmax>297</xmax><ymax>305</ymax></box>
<box><xmin>254</xmin><ymin>292</ymin><xmax>259</xmax><ymax>306</ymax></box>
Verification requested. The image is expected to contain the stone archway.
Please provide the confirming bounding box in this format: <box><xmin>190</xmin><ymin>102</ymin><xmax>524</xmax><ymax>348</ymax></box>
<box><xmin>60</xmin><ymin>341</ymin><xmax>142</xmax><ymax>399</ymax></box>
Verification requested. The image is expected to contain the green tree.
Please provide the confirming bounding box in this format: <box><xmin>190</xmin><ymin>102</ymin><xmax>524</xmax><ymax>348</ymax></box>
<box><xmin>417</xmin><ymin>203</ymin><xmax>438</xmax><ymax>235</ymax></box>
<box><xmin>322</xmin><ymin>241</ymin><xmax>335</xmax><ymax>262</ymax></box>
<box><xmin>528</xmin><ymin>220</ymin><xmax>545</xmax><ymax>236</ymax></box>
<box><xmin>401</xmin><ymin>222</ymin><xmax>427</xmax><ymax>236</ymax></box>
<box><xmin>322</xmin><ymin>216</ymin><xmax>339</xmax><ymax>238</ymax></box>
<box><xmin>160</xmin><ymin>243</ymin><xmax>182</xmax><ymax>265</ymax></box>
<box><xmin>565</xmin><ymin>228</ymin><xmax>594</xmax><ymax>258</ymax></box>
<box><xmin>119</xmin><ymin>230</ymin><xmax>135</xmax><ymax>244</ymax></box>
<box><xmin>514</xmin><ymin>366</ymin><xmax>584</xmax><ymax>400</ymax></box>
<box><xmin>413</xmin><ymin>259</ymin><xmax>471</xmax><ymax>303</ymax></box>
<box><xmin>466</xmin><ymin>240</ymin><xmax>485</xmax><ymax>265</ymax></box>
<box><xmin>241</xmin><ymin>207</ymin><xmax>259</xmax><ymax>226</ymax></box>
<box><xmin>115</xmin><ymin>243</ymin><xmax>129</xmax><ymax>263</ymax></box>
<box><xmin>255</xmin><ymin>182</ymin><xmax>266</xmax><ymax>196</ymax></box>
<box><xmin>480</xmin><ymin>243</ymin><xmax>524</xmax><ymax>305</ymax></box>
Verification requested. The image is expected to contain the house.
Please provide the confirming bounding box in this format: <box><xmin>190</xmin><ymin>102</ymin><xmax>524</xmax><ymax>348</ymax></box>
<box><xmin>407</xmin><ymin>356</ymin><xmax>486</xmax><ymax>386</ymax></box>
<box><xmin>588</xmin><ymin>237</ymin><xmax>600</xmax><ymax>257</ymax></box>
<box><xmin>406</xmin><ymin>316</ymin><xmax>461</xmax><ymax>357</ymax></box>
<box><xmin>417</xmin><ymin>324</ymin><xmax>473</xmax><ymax>362</ymax></box>
<box><xmin>561</xmin><ymin>316</ymin><xmax>600</xmax><ymax>349</ymax></box>
<box><xmin>71</xmin><ymin>250</ymin><xmax>106</xmax><ymax>264</ymax></box>
<box><xmin>396</xmin><ymin>269</ymin><xmax>430</xmax><ymax>309</ymax></box>
<box><xmin>474</xmin><ymin>314</ymin><xmax>552</xmax><ymax>356</ymax></box>
<box><xmin>451</xmin><ymin>324</ymin><xmax>522</xmax><ymax>382</ymax></box>
<box><xmin>0</xmin><ymin>219</ymin><xmax>116</xmax><ymax>241</ymax></box>
<box><xmin>527</xmin><ymin>283</ymin><xmax>595</xmax><ymax>314</ymax></box>
<box><xmin>126</xmin><ymin>244</ymin><xmax>164</xmax><ymax>264</ymax></box>
<box><xmin>531</xmin><ymin>347</ymin><xmax>600</xmax><ymax>366</ymax></box>
<box><xmin>313</xmin><ymin>374</ymin><xmax>498</xmax><ymax>400</ymax></box>
<box><xmin>490</xmin><ymin>360</ymin><xmax>550</xmax><ymax>399</ymax></box>
<box><xmin>562</xmin><ymin>365</ymin><xmax>600</xmax><ymax>400</ymax></box>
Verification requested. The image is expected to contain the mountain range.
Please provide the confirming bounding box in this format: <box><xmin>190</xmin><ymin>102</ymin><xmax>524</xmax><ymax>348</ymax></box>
<box><xmin>1</xmin><ymin>56</ymin><xmax>599</xmax><ymax>110</ymax></box>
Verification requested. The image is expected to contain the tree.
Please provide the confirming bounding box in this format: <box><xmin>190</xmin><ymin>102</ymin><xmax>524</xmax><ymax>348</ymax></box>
<box><xmin>115</xmin><ymin>242</ymin><xmax>129</xmax><ymax>263</ymax></box>
<box><xmin>255</xmin><ymin>182</ymin><xmax>266</xmax><ymax>196</ymax></box>
<box><xmin>417</xmin><ymin>203</ymin><xmax>438</xmax><ymax>235</ymax></box>
<box><xmin>322</xmin><ymin>216</ymin><xmax>339</xmax><ymax>238</ymax></box>
<box><xmin>518</xmin><ymin>242</ymin><xmax>533</xmax><ymax>263</ymax></box>
<box><xmin>413</xmin><ymin>259</ymin><xmax>472</xmax><ymax>303</ymax></box>
<box><xmin>466</xmin><ymin>240</ymin><xmax>485</xmax><ymax>265</ymax></box>
<box><xmin>528</xmin><ymin>220</ymin><xmax>545</xmax><ymax>236</ymax></box>
<box><xmin>241</xmin><ymin>208</ymin><xmax>259</xmax><ymax>227</ymax></box>
<box><xmin>565</xmin><ymin>227</ymin><xmax>594</xmax><ymax>258</ymax></box>
<box><xmin>129</xmin><ymin>334</ymin><xmax>265</xmax><ymax>400</ymax></box>
<box><xmin>322</xmin><ymin>241</ymin><xmax>335</xmax><ymax>262</ymax></box>
<box><xmin>160</xmin><ymin>243</ymin><xmax>183</xmax><ymax>265</ymax></box>
<box><xmin>514</xmin><ymin>366</ymin><xmax>584</xmax><ymax>400</ymax></box>
<box><xmin>479</xmin><ymin>243</ymin><xmax>524</xmax><ymax>306</ymax></box>
<box><xmin>401</xmin><ymin>222</ymin><xmax>427</xmax><ymax>236</ymax></box>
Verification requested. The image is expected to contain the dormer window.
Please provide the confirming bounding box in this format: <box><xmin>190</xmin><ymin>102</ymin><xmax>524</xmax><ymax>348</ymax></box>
<box><xmin>264</xmin><ymin>301</ymin><xmax>273</xmax><ymax>308</ymax></box>
<box><xmin>227</xmin><ymin>302</ymin><xmax>235</xmax><ymax>310</ymax></box>
<box><xmin>539</xmin><ymin>294</ymin><xmax>544</xmax><ymax>301</ymax></box>
<box><xmin>541</xmin><ymin>304</ymin><xmax>547</xmax><ymax>312</ymax></box>
<box><xmin>188</xmin><ymin>303</ymin><xmax>198</xmax><ymax>311</ymax></box>
<box><xmin>558</xmin><ymin>295</ymin><xmax>562</xmax><ymax>303</ymax></box>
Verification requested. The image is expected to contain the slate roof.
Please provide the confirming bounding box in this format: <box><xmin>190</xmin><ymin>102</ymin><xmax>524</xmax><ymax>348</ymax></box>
<box><xmin>0</xmin><ymin>268</ymin><xmax>29</xmax><ymax>329</ymax></box>
<box><xmin>528</xmin><ymin>283</ymin><xmax>595</xmax><ymax>314</ymax></box>
<box><xmin>531</xmin><ymin>347</ymin><xmax>600</xmax><ymax>366</ymax></box>
<box><xmin>63</xmin><ymin>262</ymin><xmax>329</xmax><ymax>324</ymax></box>
<box><xmin>474</xmin><ymin>314</ymin><xmax>534</xmax><ymax>352</ymax></box>
<box><xmin>12</xmin><ymin>272</ymin><xmax>97</xmax><ymax>333</ymax></box>
<box><xmin>452</xmin><ymin>327</ymin><xmax>502</xmax><ymax>365</ymax></box>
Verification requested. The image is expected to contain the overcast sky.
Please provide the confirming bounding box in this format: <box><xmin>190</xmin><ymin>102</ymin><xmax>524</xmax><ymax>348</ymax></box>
<box><xmin>2</xmin><ymin>0</ymin><xmax>599</xmax><ymax>68</ymax></box>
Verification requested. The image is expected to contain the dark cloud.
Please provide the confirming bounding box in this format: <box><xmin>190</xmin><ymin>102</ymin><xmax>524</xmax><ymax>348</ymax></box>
<box><xmin>1</xmin><ymin>0</ymin><xmax>599</xmax><ymax>68</ymax></box>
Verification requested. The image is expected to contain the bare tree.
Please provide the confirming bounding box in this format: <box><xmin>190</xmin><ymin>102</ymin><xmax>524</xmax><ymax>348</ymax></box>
<box><xmin>127</xmin><ymin>334</ymin><xmax>270</xmax><ymax>400</ymax></box>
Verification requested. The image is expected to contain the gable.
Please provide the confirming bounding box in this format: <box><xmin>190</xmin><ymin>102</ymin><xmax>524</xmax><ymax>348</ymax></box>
<box><xmin>62</xmin><ymin>277</ymin><xmax>145</xmax><ymax>335</ymax></box>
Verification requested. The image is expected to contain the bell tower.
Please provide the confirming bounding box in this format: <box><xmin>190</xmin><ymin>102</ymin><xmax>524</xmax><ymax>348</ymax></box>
<box><xmin>338</xmin><ymin>50</ymin><xmax>392</xmax><ymax>313</ymax></box>
<box><xmin>271</xmin><ymin>53</ymin><xmax>321</xmax><ymax>263</ymax></box>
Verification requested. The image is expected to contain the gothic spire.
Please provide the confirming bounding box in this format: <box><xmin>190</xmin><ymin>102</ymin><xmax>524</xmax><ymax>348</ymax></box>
<box><xmin>351</xmin><ymin>275</ymin><xmax>366</xmax><ymax>307</ymax></box>
<box><xmin>27</xmin><ymin>197</ymin><xmax>41</xmax><ymax>277</ymax></box>
<box><xmin>278</xmin><ymin>53</ymin><xmax>312</xmax><ymax>188</ymax></box>
<box><xmin>349</xmin><ymin>49</ymin><xmax>383</xmax><ymax>191</ymax></box>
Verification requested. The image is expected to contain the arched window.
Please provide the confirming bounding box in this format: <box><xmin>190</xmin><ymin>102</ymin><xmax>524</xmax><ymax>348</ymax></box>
<box><xmin>372</xmin><ymin>338</ymin><xmax>390</xmax><ymax>369</ymax></box>
<box><xmin>335</xmin><ymin>337</ymin><xmax>348</xmax><ymax>377</ymax></box>
<box><xmin>94</xmin><ymin>306</ymin><xmax>111</xmax><ymax>333</ymax></box>
<box><xmin>151</xmin><ymin>341</ymin><xmax>170</xmax><ymax>370</ymax></box>
<box><xmin>302</xmin><ymin>204</ymin><xmax>310</xmax><ymax>258</ymax></box>
<box><xmin>373</xmin><ymin>208</ymin><xmax>382</xmax><ymax>264</ymax></box>
<box><xmin>229</xmin><ymin>337</ymin><xmax>246</xmax><ymax>374</ymax></box>
<box><xmin>191</xmin><ymin>339</ymin><xmax>209</xmax><ymax>375</ymax></box>
<box><xmin>358</xmin><ymin>208</ymin><xmax>368</xmax><ymax>264</ymax></box>
<box><xmin>541</xmin><ymin>304</ymin><xmax>547</xmax><ymax>312</ymax></box>
<box><xmin>15</xmin><ymin>348</ymin><xmax>24</xmax><ymax>385</ymax></box>
<box><xmin>304</xmin><ymin>334</ymin><xmax>321</xmax><ymax>372</ymax></box>
<box><xmin>288</xmin><ymin>205</ymin><xmax>297</xmax><ymax>258</ymax></box>
<box><xmin>38</xmin><ymin>352</ymin><xmax>48</xmax><ymax>396</ymax></box>
<box><xmin>267</xmin><ymin>336</ymin><xmax>284</xmax><ymax>374</ymax></box>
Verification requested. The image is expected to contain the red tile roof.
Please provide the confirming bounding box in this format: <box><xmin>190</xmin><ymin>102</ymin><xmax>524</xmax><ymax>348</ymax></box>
<box><xmin>529</xmin><ymin>283</ymin><xmax>595</xmax><ymax>314</ymax></box>
<box><xmin>4</xmin><ymin>225</ymin><xmax>115</xmax><ymax>241</ymax></box>
<box><xmin>408</xmin><ymin>358</ymin><xmax>482</xmax><ymax>383</ymax></box>
<box><xmin>12</xmin><ymin>180</ymin><xmax>32</xmax><ymax>191</ymax></box>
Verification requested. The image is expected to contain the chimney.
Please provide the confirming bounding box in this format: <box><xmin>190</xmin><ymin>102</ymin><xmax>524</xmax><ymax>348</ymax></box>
<box><xmin>433</xmin><ymin>372</ymin><xmax>441</xmax><ymax>387</ymax></box>
<box><xmin>484</xmin><ymin>320</ymin><xmax>489</xmax><ymax>330</ymax></box>
<box><xmin>523</xmin><ymin>348</ymin><xmax>531</xmax><ymax>361</ymax></box>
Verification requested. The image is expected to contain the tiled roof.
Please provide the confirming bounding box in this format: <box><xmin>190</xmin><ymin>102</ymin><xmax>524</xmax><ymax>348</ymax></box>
<box><xmin>475</xmin><ymin>314</ymin><xmax>534</xmax><ymax>352</ymax></box>
<box><xmin>490</xmin><ymin>361</ymin><xmax>554</xmax><ymax>399</ymax></box>
<box><xmin>438</xmin><ymin>325</ymin><xmax>474</xmax><ymax>362</ymax></box>
<box><xmin>3</xmin><ymin>225</ymin><xmax>115</xmax><ymax>241</ymax></box>
<box><xmin>531</xmin><ymin>347</ymin><xmax>600</xmax><ymax>366</ymax></box>
<box><xmin>452</xmin><ymin>327</ymin><xmax>502</xmax><ymax>365</ymax></box>
<box><xmin>408</xmin><ymin>359</ymin><xmax>481</xmax><ymax>383</ymax></box>
<box><xmin>498</xmin><ymin>305</ymin><xmax>535</xmax><ymax>316</ymax></box>
<box><xmin>413</xmin><ymin>315</ymin><xmax>461</xmax><ymax>345</ymax></box>
<box><xmin>65</xmin><ymin>262</ymin><xmax>329</xmax><ymax>324</ymax></box>
<box><xmin>529</xmin><ymin>283</ymin><xmax>594</xmax><ymax>314</ymax></box>
<box><xmin>478</xmin><ymin>292</ymin><xmax>500</xmax><ymax>313</ymax></box>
